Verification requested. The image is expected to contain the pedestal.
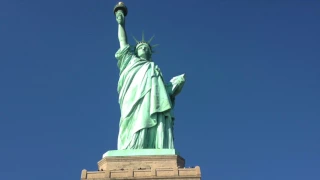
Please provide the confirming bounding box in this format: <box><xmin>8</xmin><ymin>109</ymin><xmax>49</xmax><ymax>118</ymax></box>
<box><xmin>81</xmin><ymin>151</ymin><xmax>201</xmax><ymax>180</ymax></box>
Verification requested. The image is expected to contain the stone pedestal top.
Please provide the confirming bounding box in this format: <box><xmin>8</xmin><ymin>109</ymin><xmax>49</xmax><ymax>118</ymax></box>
<box><xmin>81</xmin><ymin>154</ymin><xmax>201</xmax><ymax>180</ymax></box>
<box><xmin>98</xmin><ymin>155</ymin><xmax>185</xmax><ymax>171</ymax></box>
<box><xmin>103</xmin><ymin>149</ymin><xmax>180</xmax><ymax>158</ymax></box>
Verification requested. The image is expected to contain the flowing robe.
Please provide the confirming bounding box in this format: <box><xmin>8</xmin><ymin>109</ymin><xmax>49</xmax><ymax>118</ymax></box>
<box><xmin>116</xmin><ymin>45</ymin><xmax>175</xmax><ymax>150</ymax></box>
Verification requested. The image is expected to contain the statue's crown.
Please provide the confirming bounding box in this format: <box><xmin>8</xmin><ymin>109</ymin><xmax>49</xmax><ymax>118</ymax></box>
<box><xmin>136</xmin><ymin>41</ymin><xmax>150</xmax><ymax>48</ymax></box>
<box><xmin>132</xmin><ymin>32</ymin><xmax>158</xmax><ymax>54</ymax></box>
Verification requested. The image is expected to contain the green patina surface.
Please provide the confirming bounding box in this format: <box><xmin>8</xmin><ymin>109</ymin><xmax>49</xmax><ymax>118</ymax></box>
<box><xmin>113</xmin><ymin>2</ymin><xmax>185</xmax><ymax>150</ymax></box>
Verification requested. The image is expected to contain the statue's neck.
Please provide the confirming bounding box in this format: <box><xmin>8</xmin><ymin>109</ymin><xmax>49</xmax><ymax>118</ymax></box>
<box><xmin>140</xmin><ymin>57</ymin><xmax>151</xmax><ymax>61</ymax></box>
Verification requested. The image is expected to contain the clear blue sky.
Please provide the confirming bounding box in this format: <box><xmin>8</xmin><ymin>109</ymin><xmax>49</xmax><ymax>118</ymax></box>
<box><xmin>1</xmin><ymin>0</ymin><xmax>319</xmax><ymax>179</ymax></box>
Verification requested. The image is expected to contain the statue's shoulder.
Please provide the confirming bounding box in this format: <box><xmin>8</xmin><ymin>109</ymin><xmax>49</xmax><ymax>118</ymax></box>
<box><xmin>116</xmin><ymin>44</ymin><xmax>134</xmax><ymax>59</ymax></box>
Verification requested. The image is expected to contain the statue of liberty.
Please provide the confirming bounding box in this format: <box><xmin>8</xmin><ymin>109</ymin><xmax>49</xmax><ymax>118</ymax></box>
<box><xmin>114</xmin><ymin>2</ymin><xmax>185</xmax><ymax>150</ymax></box>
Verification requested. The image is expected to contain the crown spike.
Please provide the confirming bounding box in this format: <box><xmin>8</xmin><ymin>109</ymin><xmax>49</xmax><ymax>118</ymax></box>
<box><xmin>152</xmin><ymin>44</ymin><xmax>159</xmax><ymax>48</ymax></box>
<box><xmin>132</xmin><ymin>35</ymin><xmax>139</xmax><ymax>43</ymax></box>
<box><xmin>141</xmin><ymin>31</ymin><xmax>145</xmax><ymax>41</ymax></box>
<box><xmin>148</xmin><ymin>35</ymin><xmax>155</xmax><ymax>43</ymax></box>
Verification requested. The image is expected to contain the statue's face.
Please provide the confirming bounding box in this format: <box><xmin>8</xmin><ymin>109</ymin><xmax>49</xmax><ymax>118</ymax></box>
<box><xmin>136</xmin><ymin>44</ymin><xmax>151</xmax><ymax>60</ymax></box>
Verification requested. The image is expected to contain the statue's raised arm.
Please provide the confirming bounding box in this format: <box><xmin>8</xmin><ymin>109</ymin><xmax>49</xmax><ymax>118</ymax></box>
<box><xmin>114</xmin><ymin>2</ymin><xmax>128</xmax><ymax>49</ymax></box>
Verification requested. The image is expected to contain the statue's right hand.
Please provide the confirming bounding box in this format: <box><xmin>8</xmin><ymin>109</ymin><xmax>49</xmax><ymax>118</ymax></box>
<box><xmin>116</xmin><ymin>10</ymin><xmax>125</xmax><ymax>25</ymax></box>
